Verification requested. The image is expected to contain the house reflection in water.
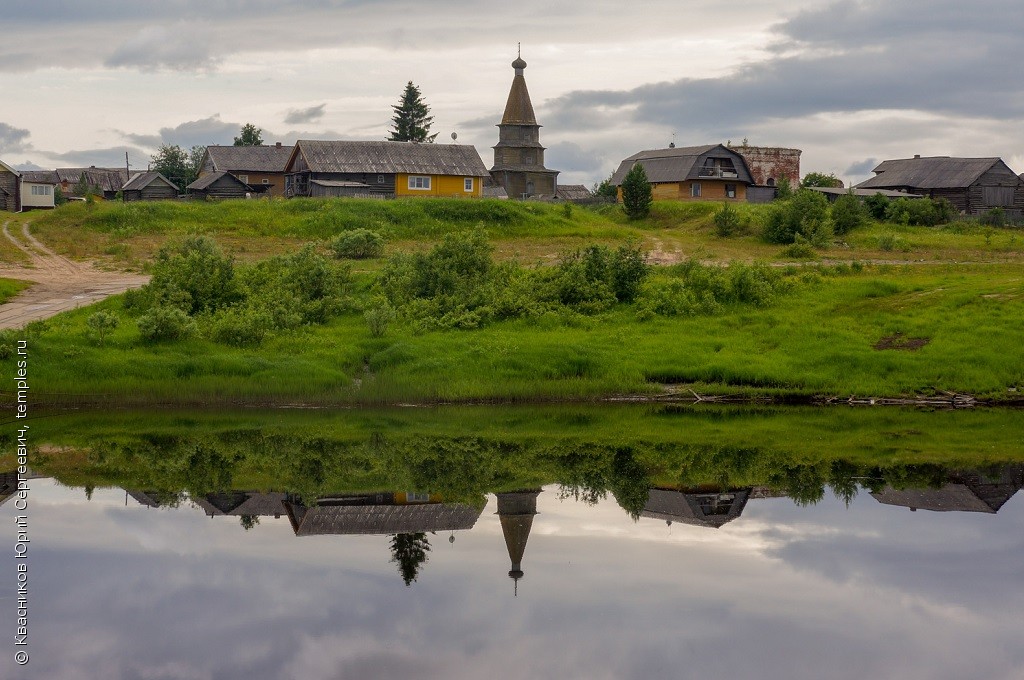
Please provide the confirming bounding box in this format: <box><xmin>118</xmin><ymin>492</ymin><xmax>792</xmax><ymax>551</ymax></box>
<box><xmin>282</xmin><ymin>492</ymin><xmax>484</xmax><ymax>536</ymax></box>
<box><xmin>193</xmin><ymin>492</ymin><xmax>288</xmax><ymax>519</ymax></box>
<box><xmin>643</xmin><ymin>487</ymin><xmax>753</xmax><ymax>529</ymax></box>
<box><xmin>870</xmin><ymin>465</ymin><xmax>1024</xmax><ymax>514</ymax></box>
<box><xmin>495</xmin><ymin>490</ymin><xmax>541</xmax><ymax>594</ymax></box>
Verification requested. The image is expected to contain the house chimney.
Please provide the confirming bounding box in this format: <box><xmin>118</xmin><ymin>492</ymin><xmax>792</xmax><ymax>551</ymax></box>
<box><xmin>914</xmin><ymin>154</ymin><xmax>920</xmax><ymax>159</ymax></box>
<box><xmin>275</xmin><ymin>142</ymin><xmax>282</xmax><ymax>148</ymax></box>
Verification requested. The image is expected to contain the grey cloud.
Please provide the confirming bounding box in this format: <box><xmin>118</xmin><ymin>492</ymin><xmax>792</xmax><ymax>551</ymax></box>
<box><xmin>845</xmin><ymin>158</ymin><xmax>878</xmax><ymax>176</ymax></box>
<box><xmin>49</xmin><ymin>146</ymin><xmax>149</xmax><ymax>168</ymax></box>
<box><xmin>0</xmin><ymin>122</ymin><xmax>32</xmax><ymax>154</ymax></box>
<box><xmin>284</xmin><ymin>104</ymin><xmax>327</xmax><ymax>125</ymax></box>
<box><xmin>156</xmin><ymin>115</ymin><xmax>241</xmax><ymax>148</ymax></box>
<box><xmin>546</xmin><ymin>141</ymin><xmax>604</xmax><ymax>174</ymax></box>
<box><xmin>105</xmin><ymin>24</ymin><xmax>217</xmax><ymax>71</ymax></box>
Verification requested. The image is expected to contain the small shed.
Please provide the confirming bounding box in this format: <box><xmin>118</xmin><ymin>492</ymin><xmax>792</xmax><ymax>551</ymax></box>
<box><xmin>0</xmin><ymin>159</ymin><xmax>20</xmax><ymax>212</ymax></box>
<box><xmin>186</xmin><ymin>171</ymin><xmax>252</xmax><ymax>200</ymax></box>
<box><xmin>555</xmin><ymin>184</ymin><xmax>594</xmax><ymax>201</ymax></box>
<box><xmin>21</xmin><ymin>170</ymin><xmax>58</xmax><ymax>210</ymax></box>
<box><xmin>122</xmin><ymin>171</ymin><xmax>179</xmax><ymax>202</ymax></box>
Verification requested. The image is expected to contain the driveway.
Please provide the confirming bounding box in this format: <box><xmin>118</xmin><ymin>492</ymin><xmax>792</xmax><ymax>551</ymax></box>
<box><xmin>0</xmin><ymin>220</ymin><xmax>149</xmax><ymax>330</ymax></box>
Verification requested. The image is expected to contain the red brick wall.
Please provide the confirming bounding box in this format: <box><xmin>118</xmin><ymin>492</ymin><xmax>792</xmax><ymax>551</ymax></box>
<box><xmin>728</xmin><ymin>145</ymin><xmax>801</xmax><ymax>187</ymax></box>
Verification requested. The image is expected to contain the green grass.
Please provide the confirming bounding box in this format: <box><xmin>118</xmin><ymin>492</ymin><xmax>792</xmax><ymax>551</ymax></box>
<box><xmin>0</xmin><ymin>278</ymin><xmax>31</xmax><ymax>304</ymax></box>
<box><xmin>11</xmin><ymin>405</ymin><xmax>1024</xmax><ymax>509</ymax></box>
<box><xmin>7</xmin><ymin>261</ymin><xmax>1023</xmax><ymax>406</ymax></box>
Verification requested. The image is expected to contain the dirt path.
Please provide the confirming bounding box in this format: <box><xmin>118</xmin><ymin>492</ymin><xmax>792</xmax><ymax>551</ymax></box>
<box><xmin>0</xmin><ymin>220</ymin><xmax>149</xmax><ymax>330</ymax></box>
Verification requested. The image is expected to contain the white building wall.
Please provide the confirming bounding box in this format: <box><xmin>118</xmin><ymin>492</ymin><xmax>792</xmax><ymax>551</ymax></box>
<box><xmin>21</xmin><ymin>181</ymin><xmax>55</xmax><ymax>209</ymax></box>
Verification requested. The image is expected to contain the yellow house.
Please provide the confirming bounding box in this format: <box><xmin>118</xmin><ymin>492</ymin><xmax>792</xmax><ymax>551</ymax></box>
<box><xmin>611</xmin><ymin>144</ymin><xmax>754</xmax><ymax>202</ymax></box>
<box><xmin>283</xmin><ymin>140</ymin><xmax>490</xmax><ymax>199</ymax></box>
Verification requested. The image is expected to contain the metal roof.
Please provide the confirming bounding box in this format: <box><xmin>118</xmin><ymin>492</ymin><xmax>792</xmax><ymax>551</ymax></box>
<box><xmin>609</xmin><ymin>145</ymin><xmax>752</xmax><ymax>185</ymax></box>
<box><xmin>289</xmin><ymin>140</ymin><xmax>490</xmax><ymax>177</ymax></box>
<box><xmin>205</xmin><ymin>144</ymin><xmax>294</xmax><ymax>173</ymax></box>
<box><xmin>856</xmin><ymin>156</ymin><xmax>1009</xmax><ymax>190</ymax></box>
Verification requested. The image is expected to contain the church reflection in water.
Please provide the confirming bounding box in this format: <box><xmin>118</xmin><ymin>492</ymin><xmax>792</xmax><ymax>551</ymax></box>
<box><xmin>114</xmin><ymin>464</ymin><xmax>1024</xmax><ymax>588</ymax></box>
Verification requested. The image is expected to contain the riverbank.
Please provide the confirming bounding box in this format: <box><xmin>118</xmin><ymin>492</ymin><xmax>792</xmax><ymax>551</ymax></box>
<box><xmin>2</xmin><ymin>199</ymin><xmax>1022</xmax><ymax>408</ymax></box>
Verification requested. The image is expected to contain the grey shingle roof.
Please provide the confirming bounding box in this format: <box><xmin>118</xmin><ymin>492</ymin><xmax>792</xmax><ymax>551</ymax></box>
<box><xmin>21</xmin><ymin>170</ymin><xmax>58</xmax><ymax>184</ymax></box>
<box><xmin>206</xmin><ymin>145</ymin><xmax>294</xmax><ymax>173</ymax></box>
<box><xmin>641</xmin><ymin>488</ymin><xmax>751</xmax><ymax>529</ymax></box>
<box><xmin>54</xmin><ymin>167</ymin><xmax>130</xmax><ymax>192</ymax></box>
<box><xmin>187</xmin><ymin>171</ymin><xmax>249</xmax><ymax>191</ymax></box>
<box><xmin>856</xmin><ymin>157</ymin><xmax>1005</xmax><ymax>190</ymax></box>
<box><xmin>123</xmin><ymin>171</ymin><xmax>178</xmax><ymax>191</ymax></box>
<box><xmin>609</xmin><ymin>145</ymin><xmax>751</xmax><ymax>185</ymax></box>
<box><xmin>291</xmin><ymin>140</ymin><xmax>489</xmax><ymax>177</ymax></box>
<box><xmin>555</xmin><ymin>184</ymin><xmax>593</xmax><ymax>200</ymax></box>
<box><xmin>284</xmin><ymin>500</ymin><xmax>484</xmax><ymax>536</ymax></box>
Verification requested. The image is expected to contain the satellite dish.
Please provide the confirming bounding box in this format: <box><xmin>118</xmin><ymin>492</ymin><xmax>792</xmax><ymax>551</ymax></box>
<box><xmin>451</xmin><ymin>132</ymin><xmax>458</xmax><ymax>141</ymax></box>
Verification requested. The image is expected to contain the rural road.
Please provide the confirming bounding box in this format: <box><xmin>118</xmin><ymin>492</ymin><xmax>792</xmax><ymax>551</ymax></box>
<box><xmin>0</xmin><ymin>220</ymin><xmax>149</xmax><ymax>330</ymax></box>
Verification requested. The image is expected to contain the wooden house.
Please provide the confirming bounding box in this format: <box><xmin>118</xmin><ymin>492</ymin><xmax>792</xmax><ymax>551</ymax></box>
<box><xmin>198</xmin><ymin>143</ymin><xmax>293</xmax><ymax>197</ymax></box>
<box><xmin>54</xmin><ymin>167</ymin><xmax>130</xmax><ymax>200</ymax></box>
<box><xmin>186</xmin><ymin>171</ymin><xmax>252</xmax><ymax>200</ymax></box>
<box><xmin>122</xmin><ymin>171</ymin><xmax>179</xmax><ymax>202</ymax></box>
<box><xmin>0</xmin><ymin>159</ymin><xmax>21</xmax><ymax>212</ymax></box>
<box><xmin>610</xmin><ymin>145</ymin><xmax>755</xmax><ymax>202</ymax></box>
<box><xmin>555</xmin><ymin>184</ymin><xmax>594</xmax><ymax>201</ymax></box>
<box><xmin>282</xmin><ymin>491</ymin><xmax>484</xmax><ymax>536</ymax></box>
<box><xmin>283</xmin><ymin>140</ymin><xmax>490</xmax><ymax>199</ymax></box>
<box><xmin>855</xmin><ymin>156</ymin><xmax>1024</xmax><ymax>215</ymax></box>
<box><xmin>870</xmin><ymin>465</ymin><xmax>1024</xmax><ymax>514</ymax></box>
<box><xmin>641</xmin><ymin>487</ymin><xmax>751</xmax><ymax>529</ymax></box>
<box><xmin>20</xmin><ymin>170</ymin><xmax>58</xmax><ymax>210</ymax></box>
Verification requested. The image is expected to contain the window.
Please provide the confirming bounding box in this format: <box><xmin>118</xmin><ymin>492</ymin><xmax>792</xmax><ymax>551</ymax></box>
<box><xmin>31</xmin><ymin>185</ymin><xmax>51</xmax><ymax>196</ymax></box>
<box><xmin>408</xmin><ymin>175</ymin><xmax>431</xmax><ymax>190</ymax></box>
<box><xmin>261</xmin><ymin>178</ymin><xmax>270</xmax><ymax>184</ymax></box>
<box><xmin>464</xmin><ymin>178</ymin><xmax>474</xmax><ymax>192</ymax></box>
<box><xmin>237</xmin><ymin>175</ymin><xmax>248</xmax><ymax>184</ymax></box>
<box><xmin>725</xmin><ymin>184</ymin><xmax>737</xmax><ymax>199</ymax></box>
<box><xmin>377</xmin><ymin>175</ymin><xmax>385</xmax><ymax>185</ymax></box>
<box><xmin>691</xmin><ymin>183</ymin><xmax>702</xmax><ymax>198</ymax></box>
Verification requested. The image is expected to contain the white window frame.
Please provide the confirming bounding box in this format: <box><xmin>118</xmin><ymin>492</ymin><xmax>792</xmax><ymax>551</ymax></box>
<box><xmin>408</xmin><ymin>175</ymin><xmax>431</xmax><ymax>191</ymax></box>
<box><xmin>237</xmin><ymin>175</ymin><xmax>249</xmax><ymax>184</ymax></box>
<box><xmin>261</xmin><ymin>178</ymin><xmax>270</xmax><ymax>185</ymax></box>
<box><xmin>464</xmin><ymin>178</ymin><xmax>474</xmax><ymax>192</ymax></box>
<box><xmin>691</xmin><ymin>182</ymin><xmax>702</xmax><ymax>198</ymax></box>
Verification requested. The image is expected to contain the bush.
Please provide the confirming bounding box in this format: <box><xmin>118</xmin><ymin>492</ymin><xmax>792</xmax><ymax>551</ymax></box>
<box><xmin>209</xmin><ymin>307</ymin><xmax>270</xmax><ymax>346</ymax></box>
<box><xmin>980</xmin><ymin>207</ymin><xmax>1006</xmax><ymax>227</ymax></box>
<box><xmin>147</xmin><ymin>236</ymin><xmax>240</xmax><ymax>314</ymax></box>
<box><xmin>637</xmin><ymin>260</ymin><xmax>788</xmax><ymax>318</ymax></box>
<box><xmin>86</xmin><ymin>311</ymin><xmax>119</xmax><ymax>346</ymax></box>
<box><xmin>714</xmin><ymin>202</ymin><xmax>742</xmax><ymax>237</ymax></box>
<box><xmin>137</xmin><ymin>306</ymin><xmax>196</xmax><ymax>342</ymax></box>
<box><xmin>781</xmin><ymin>238</ymin><xmax>818</xmax><ymax>259</ymax></box>
<box><xmin>885</xmin><ymin>198</ymin><xmax>949</xmax><ymax>226</ymax></box>
<box><xmin>330</xmin><ymin>229</ymin><xmax>385</xmax><ymax>259</ymax></box>
<box><xmin>543</xmin><ymin>242</ymin><xmax>649</xmax><ymax>312</ymax></box>
<box><xmin>864</xmin><ymin>193</ymin><xmax>890</xmax><ymax>220</ymax></box>
<box><xmin>763</xmin><ymin>189</ymin><xmax>832</xmax><ymax>246</ymax></box>
<box><xmin>242</xmin><ymin>245</ymin><xmax>351</xmax><ymax>325</ymax></box>
<box><xmin>877</xmin><ymin>233</ymin><xmax>910</xmax><ymax>252</ymax></box>
<box><xmin>365</xmin><ymin>300</ymin><xmax>397</xmax><ymax>338</ymax></box>
<box><xmin>831</xmin><ymin>192</ymin><xmax>867</xmax><ymax>235</ymax></box>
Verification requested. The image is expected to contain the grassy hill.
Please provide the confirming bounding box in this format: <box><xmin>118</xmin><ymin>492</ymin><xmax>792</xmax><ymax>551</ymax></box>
<box><xmin>4</xmin><ymin>197</ymin><xmax>1023</xmax><ymax>407</ymax></box>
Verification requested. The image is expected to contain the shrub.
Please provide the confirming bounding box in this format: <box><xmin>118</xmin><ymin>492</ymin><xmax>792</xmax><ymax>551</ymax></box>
<box><xmin>210</xmin><ymin>307</ymin><xmax>271</xmax><ymax>346</ymax></box>
<box><xmin>637</xmin><ymin>260</ymin><xmax>788</xmax><ymax>318</ymax></box>
<box><xmin>242</xmin><ymin>245</ymin><xmax>352</xmax><ymax>326</ymax></box>
<box><xmin>365</xmin><ymin>300</ymin><xmax>398</xmax><ymax>338</ymax></box>
<box><xmin>877</xmin><ymin>233</ymin><xmax>910</xmax><ymax>252</ymax></box>
<box><xmin>86</xmin><ymin>311</ymin><xmax>119</xmax><ymax>346</ymax></box>
<box><xmin>714</xmin><ymin>202</ymin><xmax>742</xmax><ymax>237</ymax></box>
<box><xmin>864</xmin><ymin>193</ymin><xmax>890</xmax><ymax>220</ymax></box>
<box><xmin>885</xmin><ymin>198</ymin><xmax>949</xmax><ymax>226</ymax></box>
<box><xmin>330</xmin><ymin>228</ymin><xmax>385</xmax><ymax>259</ymax></box>
<box><xmin>781</xmin><ymin>239</ymin><xmax>818</xmax><ymax>259</ymax></box>
<box><xmin>980</xmin><ymin>207</ymin><xmax>1006</xmax><ymax>227</ymax></box>
<box><xmin>621</xmin><ymin>163</ymin><xmax>652</xmax><ymax>220</ymax></box>
<box><xmin>763</xmin><ymin>189</ymin><xmax>832</xmax><ymax>246</ymax></box>
<box><xmin>831</xmin><ymin>192</ymin><xmax>867</xmax><ymax>235</ymax></box>
<box><xmin>147</xmin><ymin>235</ymin><xmax>240</xmax><ymax>314</ymax></box>
<box><xmin>137</xmin><ymin>306</ymin><xmax>196</xmax><ymax>342</ymax></box>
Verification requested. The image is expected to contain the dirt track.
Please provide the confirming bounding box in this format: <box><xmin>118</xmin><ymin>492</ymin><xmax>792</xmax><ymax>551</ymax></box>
<box><xmin>0</xmin><ymin>220</ymin><xmax>149</xmax><ymax>330</ymax></box>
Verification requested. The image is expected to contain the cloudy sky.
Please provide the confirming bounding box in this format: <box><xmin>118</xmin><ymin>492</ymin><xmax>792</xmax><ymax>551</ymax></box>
<box><xmin>3</xmin><ymin>0</ymin><xmax>1023</xmax><ymax>187</ymax></box>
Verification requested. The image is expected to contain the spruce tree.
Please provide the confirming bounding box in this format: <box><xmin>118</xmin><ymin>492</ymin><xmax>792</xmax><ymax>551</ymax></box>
<box><xmin>621</xmin><ymin>163</ymin><xmax>653</xmax><ymax>220</ymax></box>
<box><xmin>388</xmin><ymin>81</ymin><xmax>437</xmax><ymax>143</ymax></box>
